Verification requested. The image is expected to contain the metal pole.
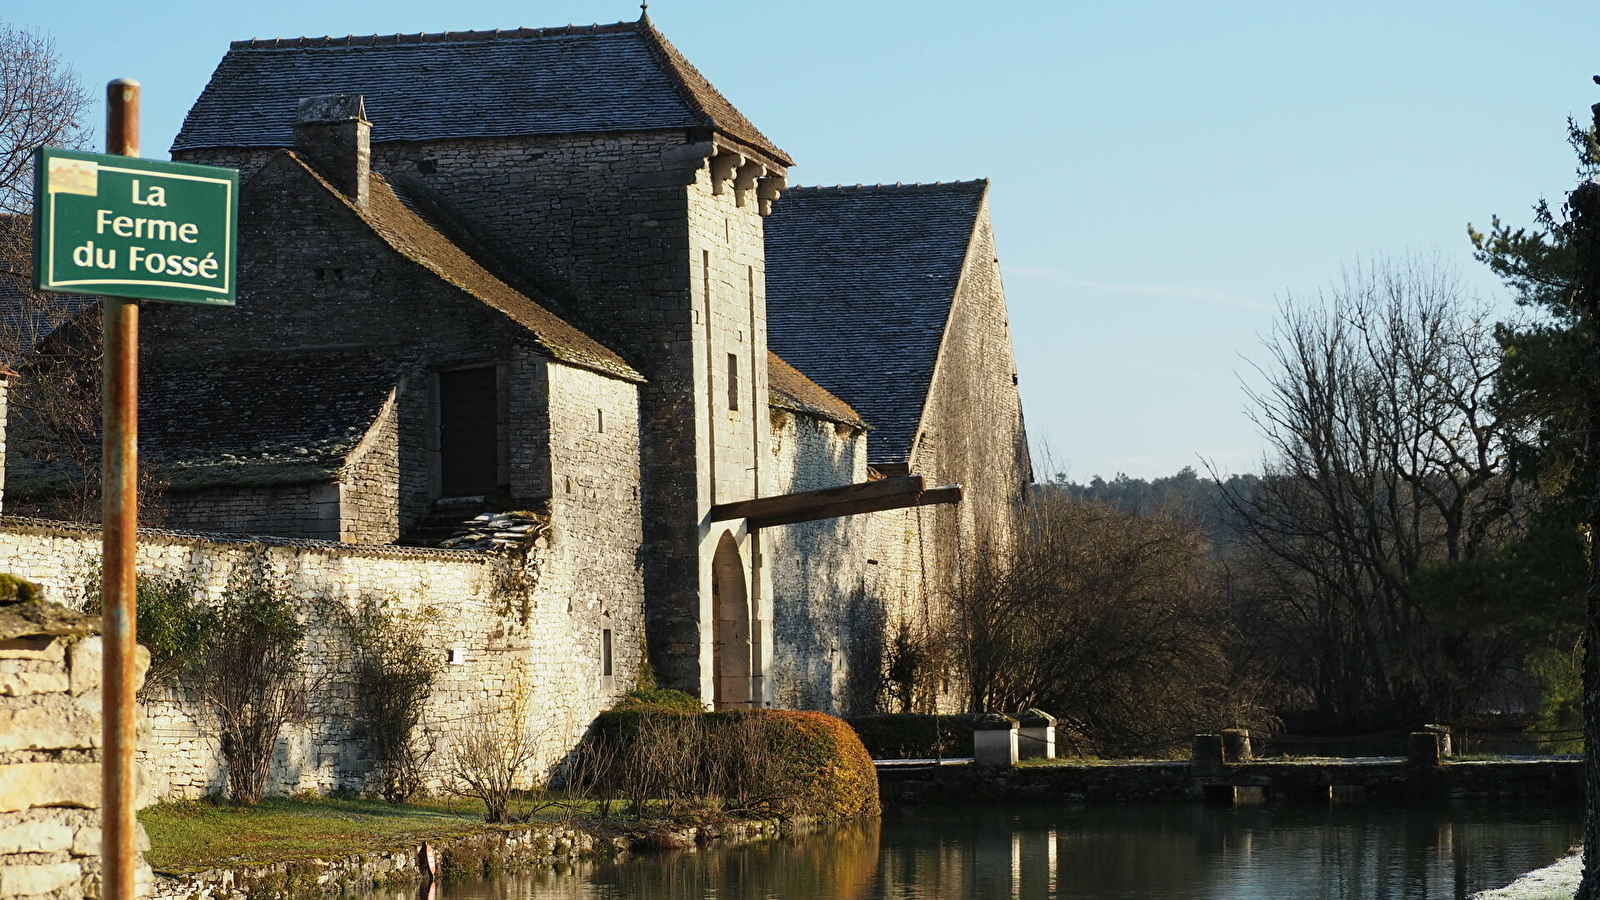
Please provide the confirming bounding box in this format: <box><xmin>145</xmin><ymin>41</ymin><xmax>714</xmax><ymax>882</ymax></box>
<box><xmin>101</xmin><ymin>77</ymin><xmax>140</xmax><ymax>900</ymax></box>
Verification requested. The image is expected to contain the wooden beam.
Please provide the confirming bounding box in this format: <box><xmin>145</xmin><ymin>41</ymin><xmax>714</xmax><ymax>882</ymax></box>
<box><xmin>709</xmin><ymin>475</ymin><xmax>962</xmax><ymax>530</ymax></box>
<box><xmin>710</xmin><ymin>476</ymin><xmax>924</xmax><ymax>523</ymax></box>
<box><xmin>749</xmin><ymin>484</ymin><xmax>962</xmax><ymax>529</ymax></box>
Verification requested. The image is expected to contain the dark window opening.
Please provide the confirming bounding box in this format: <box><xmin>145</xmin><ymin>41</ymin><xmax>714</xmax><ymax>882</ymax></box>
<box><xmin>728</xmin><ymin>353</ymin><xmax>739</xmax><ymax>411</ymax></box>
<box><xmin>597</xmin><ymin>408</ymin><xmax>605</xmax><ymax>433</ymax></box>
<box><xmin>602</xmin><ymin>629</ymin><xmax>614</xmax><ymax>677</ymax></box>
<box><xmin>417</xmin><ymin>159</ymin><xmax>437</xmax><ymax>174</ymax></box>
<box><xmin>439</xmin><ymin>367</ymin><xmax>499</xmax><ymax>496</ymax></box>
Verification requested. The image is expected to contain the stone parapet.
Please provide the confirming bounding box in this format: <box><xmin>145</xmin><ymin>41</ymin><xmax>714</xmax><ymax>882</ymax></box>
<box><xmin>0</xmin><ymin>580</ymin><xmax>153</xmax><ymax>899</ymax></box>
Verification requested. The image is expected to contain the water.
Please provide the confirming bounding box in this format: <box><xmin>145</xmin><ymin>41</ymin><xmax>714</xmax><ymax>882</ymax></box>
<box><xmin>387</xmin><ymin>804</ymin><xmax>1580</xmax><ymax>900</ymax></box>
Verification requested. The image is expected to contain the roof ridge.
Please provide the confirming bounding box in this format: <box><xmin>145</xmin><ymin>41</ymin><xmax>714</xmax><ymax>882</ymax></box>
<box><xmin>785</xmin><ymin>178</ymin><xmax>990</xmax><ymax>193</ymax></box>
<box><xmin>275</xmin><ymin>150</ymin><xmax>640</xmax><ymax>382</ymax></box>
<box><xmin>631</xmin><ymin>17</ymin><xmax>791</xmax><ymax>166</ymax></box>
<box><xmin>230</xmin><ymin>22</ymin><xmax>639</xmax><ymax>49</ymax></box>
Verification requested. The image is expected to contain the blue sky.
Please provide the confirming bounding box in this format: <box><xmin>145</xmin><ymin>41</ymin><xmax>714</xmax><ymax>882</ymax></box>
<box><xmin>7</xmin><ymin>0</ymin><xmax>1593</xmax><ymax>480</ymax></box>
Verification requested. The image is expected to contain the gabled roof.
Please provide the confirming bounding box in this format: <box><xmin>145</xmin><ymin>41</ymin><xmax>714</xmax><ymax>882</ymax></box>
<box><xmin>278</xmin><ymin>151</ymin><xmax>641</xmax><ymax>381</ymax></box>
<box><xmin>765</xmin><ymin>180</ymin><xmax>988</xmax><ymax>466</ymax></box>
<box><xmin>6</xmin><ymin>351</ymin><xmax>401</xmax><ymax>495</ymax></box>
<box><xmin>141</xmin><ymin>353</ymin><xmax>401</xmax><ymax>490</ymax></box>
<box><xmin>767</xmin><ymin>351</ymin><xmax>866</xmax><ymax>429</ymax></box>
<box><xmin>174</xmin><ymin>18</ymin><xmax>789</xmax><ymax>165</ymax></box>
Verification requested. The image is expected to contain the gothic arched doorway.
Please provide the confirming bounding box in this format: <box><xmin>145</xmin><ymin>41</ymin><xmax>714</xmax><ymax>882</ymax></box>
<box><xmin>711</xmin><ymin>531</ymin><xmax>752</xmax><ymax>709</ymax></box>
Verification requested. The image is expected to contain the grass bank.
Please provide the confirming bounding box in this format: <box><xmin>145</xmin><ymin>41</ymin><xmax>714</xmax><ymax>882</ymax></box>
<box><xmin>139</xmin><ymin>796</ymin><xmax>551</xmax><ymax>874</ymax></box>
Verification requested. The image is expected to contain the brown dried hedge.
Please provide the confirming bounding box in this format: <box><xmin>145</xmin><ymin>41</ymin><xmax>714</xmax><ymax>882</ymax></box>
<box><xmin>583</xmin><ymin>707</ymin><xmax>879</xmax><ymax>820</ymax></box>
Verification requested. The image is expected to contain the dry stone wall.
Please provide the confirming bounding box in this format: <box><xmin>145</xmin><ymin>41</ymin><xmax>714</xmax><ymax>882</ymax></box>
<box><xmin>0</xmin><ymin>517</ymin><xmax>641</xmax><ymax>801</ymax></box>
<box><xmin>764</xmin><ymin>409</ymin><xmax>880</xmax><ymax>713</ymax></box>
<box><xmin>0</xmin><ymin>376</ymin><xmax>8</xmax><ymax>515</ymax></box>
<box><xmin>159</xmin><ymin>484</ymin><xmax>342</xmax><ymax>542</ymax></box>
<box><xmin>544</xmin><ymin>361</ymin><xmax>646</xmax><ymax>697</ymax></box>
<box><xmin>0</xmin><ymin>594</ymin><xmax>153</xmax><ymax>900</ymax></box>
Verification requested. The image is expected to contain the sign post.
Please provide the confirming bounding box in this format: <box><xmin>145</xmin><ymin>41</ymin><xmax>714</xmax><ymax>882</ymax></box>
<box><xmin>100</xmin><ymin>78</ymin><xmax>139</xmax><ymax>900</ymax></box>
<box><xmin>32</xmin><ymin>80</ymin><xmax>237</xmax><ymax>900</ymax></box>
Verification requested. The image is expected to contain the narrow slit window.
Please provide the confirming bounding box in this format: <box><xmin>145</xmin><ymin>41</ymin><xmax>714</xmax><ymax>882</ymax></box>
<box><xmin>727</xmin><ymin>353</ymin><xmax>739</xmax><ymax>411</ymax></box>
<box><xmin>597</xmin><ymin>408</ymin><xmax>605</xmax><ymax>433</ymax></box>
<box><xmin>602</xmin><ymin>629</ymin><xmax>614</xmax><ymax>677</ymax></box>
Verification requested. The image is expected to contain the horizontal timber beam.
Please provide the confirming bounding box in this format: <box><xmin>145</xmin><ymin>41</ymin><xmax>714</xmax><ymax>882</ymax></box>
<box><xmin>709</xmin><ymin>476</ymin><xmax>963</xmax><ymax>530</ymax></box>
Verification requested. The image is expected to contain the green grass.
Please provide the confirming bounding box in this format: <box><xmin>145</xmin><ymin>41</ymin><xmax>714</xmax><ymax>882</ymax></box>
<box><xmin>138</xmin><ymin>795</ymin><xmax>562</xmax><ymax>874</ymax></box>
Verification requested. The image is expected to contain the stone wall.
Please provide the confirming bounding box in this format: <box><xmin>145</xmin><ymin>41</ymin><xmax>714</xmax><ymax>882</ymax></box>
<box><xmin>764</xmin><ymin>408</ymin><xmax>879</xmax><ymax>713</ymax></box>
<box><xmin>337</xmin><ymin>389</ymin><xmax>401</xmax><ymax>543</ymax></box>
<box><xmin>908</xmin><ymin>197</ymin><xmax>1031</xmax><ymax>557</ymax></box>
<box><xmin>1</xmin><ymin>374</ymin><xmax>8</xmax><ymax>515</ymax></box>
<box><xmin>543</xmin><ymin>361</ymin><xmax>645</xmax><ymax>697</ymax></box>
<box><xmin>160</xmin><ymin>484</ymin><xmax>342</xmax><ymax>542</ymax></box>
<box><xmin>0</xmin><ymin>517</ymin><xmax>641</xmax><ymax>801</ymax></box>
<box><xmin>0</xmin><ymin>591</ymin><xmax>153</xmax><ymax>900</ymax></box>
<box><xmin>861</xmin><ymin>195</ymin><xmax>1032</xmax><ymax>713</ymax></box>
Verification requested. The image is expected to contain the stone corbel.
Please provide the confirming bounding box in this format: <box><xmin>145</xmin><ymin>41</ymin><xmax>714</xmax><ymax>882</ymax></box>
<box><xmin>710</xmin><ymin>152</ymin><xmax>743</xmax><ymax>195</ymax></box>
<box><xmin>756</xmin><ymin>174</ymin><xmax>787</xmax><ymax>216</ymax></box>
<box><xmin>630</xmin><ymin>141</ymin><xmax>717</xmax><ymax>189</ymax></box>
<box><xmin>733</xmin><ymin>161</ymin><xmax>765</xmax><ymax>208</ymax></box>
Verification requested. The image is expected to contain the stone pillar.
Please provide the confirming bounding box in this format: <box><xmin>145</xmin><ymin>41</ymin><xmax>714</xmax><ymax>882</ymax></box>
<box><xmin>0</xmin><ymin>576</ymin><xmax>154</xmax><ymax>899</ymax></box>
<box><xmin>1017</xmin><ymin>709</ymin><xmax>1057</xmax><ymax>760</ymax></box>
<box><xmin>973</xmin><ymin>713</ymin><xmax>1019</xmax><ymax>767</ymax></box>
<box><xmin>1407</xmin><ymin>731</ymin><xmax>1443</xmax><ymax>768</ymax></box>
<box><xmin>1191</xmin><ymin>733</ymin><xmax>1225</xmax><ymax>777</ymax></box>
<box><xmin>1421</xmin><ymin>723</ymin><xmax>1453</xmax><ymax>758</ymax></box>
<box><xmin>1221</xmin><ymin>728</ymin><xmax>1252</xmax><ymax>763</ymax></box>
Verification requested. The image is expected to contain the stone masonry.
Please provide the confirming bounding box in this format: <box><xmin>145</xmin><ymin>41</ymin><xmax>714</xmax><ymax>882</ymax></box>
<box><xmin>0</xmin><ymin>518</ymin><xmax>641</xmax><ymax>800</ymax></box>
<box><xmin>0</xmin><ymin>584</ymin><xmax>153</xmax><ymax>900</ymax></box>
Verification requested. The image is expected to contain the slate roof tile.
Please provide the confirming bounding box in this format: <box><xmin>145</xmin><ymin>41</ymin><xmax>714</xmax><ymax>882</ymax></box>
<box><xmin>767</xmin><ymin>350</ymin><xmax>865</xmax><ymax>429</ymax></box>
<box><xmin>765</xmin><ymin>181</ymin><xmax>987</xmax><ymax>466</ymax></box>
<box><xmin>174</xmin><ymin>19</ymin><xmax>789</xmax><ymax>164</ymax></box>
<box><xmin>140</xmin><ymin>353</ymin><xmax>401</xmax><ymax>489</ymax></box>
<box><xmin>5</xmin><ymin>351</ymin><xmax>402</xmax><ymax>494</ymax></box>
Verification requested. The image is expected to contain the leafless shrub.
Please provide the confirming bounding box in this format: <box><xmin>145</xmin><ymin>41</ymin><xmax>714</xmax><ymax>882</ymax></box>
<box><xmin>443</xmin><ymin>683</ymin><xmax>543</xmax><ymax>823</ymax></box>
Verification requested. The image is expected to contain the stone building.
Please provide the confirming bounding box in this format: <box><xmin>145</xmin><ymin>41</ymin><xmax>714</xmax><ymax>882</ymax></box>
<box><xmin>3</xmin><ymin>14</ymin><xmax>1029</xmax><ymax>723</ymax></box>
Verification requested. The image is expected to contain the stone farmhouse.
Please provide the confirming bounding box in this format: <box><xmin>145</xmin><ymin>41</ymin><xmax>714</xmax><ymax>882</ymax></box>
<box><xmin>0</xmin><ymin>14</ymin><xmax>1029</xmax><ymax>796</ymax></box>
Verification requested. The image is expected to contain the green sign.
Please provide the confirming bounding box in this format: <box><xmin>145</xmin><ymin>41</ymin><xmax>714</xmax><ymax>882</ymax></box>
<box><xmin>33</xmin><ymin>147</ymin><xmax>238</xmax><ymax>305</ymax></box>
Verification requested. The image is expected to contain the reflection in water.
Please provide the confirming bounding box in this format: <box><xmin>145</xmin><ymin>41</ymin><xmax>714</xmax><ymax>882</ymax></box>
<box><xmin>369</xmin><ymin>804</ymin><xmax>1578</xmax><ymax>900</ymax></box>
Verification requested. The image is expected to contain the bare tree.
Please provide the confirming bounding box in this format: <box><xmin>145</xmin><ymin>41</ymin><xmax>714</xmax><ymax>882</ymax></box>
<box><xmin>0</xmin><ymin>23</ymin><xmax>102</xmax><ymax>520</ymax></box>
<box><xmin>1223</xmin><ymin>255</ymin><xmax>1531</xmax><ymax>732</ymax></box>
<box><xmin>0</xmin><ymin>22</ymin><xmax>91</xmax><ymax>216</ymax></box>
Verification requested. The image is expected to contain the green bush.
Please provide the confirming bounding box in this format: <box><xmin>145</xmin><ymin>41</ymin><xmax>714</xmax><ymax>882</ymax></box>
<box><xmin>0</xmin><ymin>573</ymin><xmax>40</xmax><ymax>604</ymax></box>
<box><xmin>847</xmin><ymin>713</ymin><xmax>977</xmax><ymax>759</ymax></box>
<box><xmin>82</xmin><ymin>570</ymin><xmax>213</xmax><ymax>697</ymax></box>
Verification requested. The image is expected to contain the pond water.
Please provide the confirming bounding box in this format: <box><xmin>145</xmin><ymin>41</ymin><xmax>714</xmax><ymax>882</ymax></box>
<box><xmin>391</xmin><ymin>803</ymin><xmax>1580</xmax><ymax>900</ymax></box>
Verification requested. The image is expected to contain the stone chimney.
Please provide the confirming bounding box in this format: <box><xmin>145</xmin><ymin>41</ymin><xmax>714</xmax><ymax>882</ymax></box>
<box><xmin>294</xmin><ymin>94</ymin><xmax>370</xmax><ymax>209</ymax></box>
